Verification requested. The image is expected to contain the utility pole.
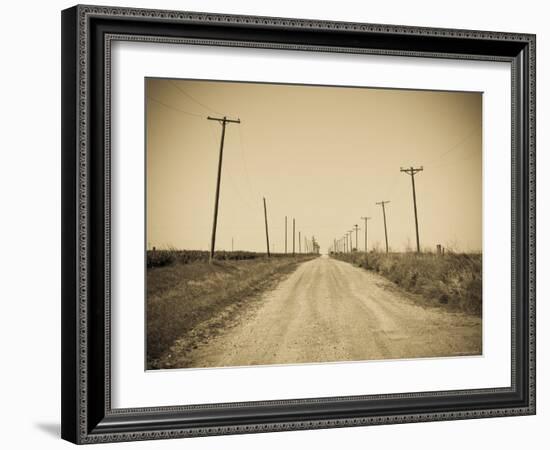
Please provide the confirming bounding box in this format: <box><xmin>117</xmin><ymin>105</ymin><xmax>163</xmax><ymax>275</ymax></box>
<box><xmin>292</xmin><ymin>218</ymin><xmax>296</xmax><ymax>256</ymax></box>
<box><xmin>299</xmin><ymin>231</ymin><xmax>302</xmax><ymax>253</ymax></box>
<box><xmin>285</xmin><ymin>216</ymin><xmax>287</xmax><ymax>254</ymax></box>
<box><xmin>361</xmin><ymin>217</ymin><xmax>371</xmax><ymax>253</ymax></box>
<box><xmin>353</xmin><ymin>224</ymin><xmax>360</xmax><ymax>251</ymax></box>
<box><xmin>207</xmin><ymin>116</ymin><xmax>240</xmax><ymax>263</ymax></box>
<box><xmin>263</xmin><ymin>197</ymin><xmax>270</xmax><ymax>257</ymax></box>
<box><xmin>400</xmin><ymin>166</ymin><xmax>424</xmax><ymax>253</ymax></box>
<box><xmin>376</xmin><ymin>201</ymin><xmax>390</xmax><ymax>253</ymax></box>
<box><xmin>348</xmin><ymin>230</ymin><xmax>354</xmax><ymax>252</ymax></box>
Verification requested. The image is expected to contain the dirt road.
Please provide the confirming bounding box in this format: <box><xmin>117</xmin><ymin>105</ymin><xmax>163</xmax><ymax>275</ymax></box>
<box><xmin>169</xmin><ymin>255</ymin><xmax>481</xmax><ymax>368</ymax></box>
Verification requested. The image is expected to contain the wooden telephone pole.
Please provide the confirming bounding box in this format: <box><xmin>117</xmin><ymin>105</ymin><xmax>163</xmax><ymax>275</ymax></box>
<box><xmin>353</xmin><ymin>224</ymin><xmax>360</xmax><ymax>251</ymax></box>
<box><xmin>263</xmin><ymin>197</ymin><xmax>270</xmax><ymax>257</ymax></box>
<box><xmin>292</xmin><ymin>218</ymin><xmax>296</xmax><ymax>256</ymax></box>
<box><xmin>361</xmin><ymin>216</ymin><xmax>371</xmax><ymax>253</ymax></box>
<box><xmin>207</xmin><ymin>116</ymin><xmax>240</xmax><ymax>263</ymax></box>
<box><xmin>400</xmin><ymin>166</ymin><xmax>423</xmax><ymax>253</ymax></box>
<box><xmin>285</xmin><ymin>216</ymin><xmax>287</xmax><ymax>254</ymax></box>
<box><xmin>376</xmin><ymin>201</ymin><xmax>391</xmax><ymax>253</ymax></box>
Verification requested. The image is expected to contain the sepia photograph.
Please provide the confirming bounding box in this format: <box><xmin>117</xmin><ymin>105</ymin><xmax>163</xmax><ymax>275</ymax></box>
<box><xmin>145</xmin><ymin>78</ymin><xmax>483</xmax><ymax>371</ymax></box>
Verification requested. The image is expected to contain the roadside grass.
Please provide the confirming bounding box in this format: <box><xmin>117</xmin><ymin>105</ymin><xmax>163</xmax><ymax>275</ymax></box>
<box><xmin>147</xmin><ymin>255</ymin><xmax>315</xmax><ymax>368</ymax></box>
<box><xmin>332</xmin><ymin>252</ymin><xmax>482</xmax><ymax>316</ymax></box>
<box><xmin>147</xmin><ymin>248</ymin><xmax>307</xmax><ymax>268</ymax></box>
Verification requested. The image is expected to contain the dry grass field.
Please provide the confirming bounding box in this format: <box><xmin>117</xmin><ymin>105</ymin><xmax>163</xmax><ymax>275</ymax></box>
<box><xmin>332</xmin><ymin>252</ymin><xmax>482</xmax><ymax>315</ymax></box>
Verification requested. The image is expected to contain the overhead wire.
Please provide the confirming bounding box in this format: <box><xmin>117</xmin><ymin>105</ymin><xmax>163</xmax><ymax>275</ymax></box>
<box><xmin>424</xmin><ymin>124</ymin><xmax>482</xmax><ymax>167</ymax></box>
<box><xmin>431</xmin><ymin>145</ymin><xmax>482</xmax><ymax>169</ymax></box>
<box><xmin>237</xmin><ymin>123</ymin><xmax>260</xmax><ymax>205</ymax></box>
<box><xmin>169</xmin><ymin>80</ymin><xmax>225</xmax><ymax>116</ymax></box>
<box><xmin>205</xmin><ymin>119</ymin><xmax>259</xmax><ymax>212</ymax></box>
<box><xmin>166</xmin><ymin>80</ymin><xmax>260</xmax><ymax>210</ymax></box>
<box><xmin>146</xmin><ymin>96</ymin><xmax>205</xmax><ymax>118</ymax></box>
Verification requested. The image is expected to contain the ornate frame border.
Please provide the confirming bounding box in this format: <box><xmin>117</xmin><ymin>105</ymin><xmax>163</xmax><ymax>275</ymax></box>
<box><xmin>61</xmin><ymin>4</ymin><xmax>536</xmax><ymax>444</ymax></box>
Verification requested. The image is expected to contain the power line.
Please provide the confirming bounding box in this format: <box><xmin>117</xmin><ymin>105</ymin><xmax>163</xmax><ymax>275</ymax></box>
<box><xmin>384</xmin><ymin>172</ymin><xmax>402</xmax><ymax>202</ymax></box>
<box><xmin>223</xmin><ymin>164</ymin><xmax>258</xmax><ymax>210</ymax></box>
<box><xmin>426</xmin><ymin>125</ymin><xmax>481</xmax><ymax>166</ymax></box>
<box><xmin>207</xmin><ymin>117</ymin><xmax>259</xmax><ymax>211</ymax></box>
<box><xmin>237</xmin><ymin>124</ymin><xmax>258</xmax><ymax>204</ymax></box>
<box><xmin>205</xmin><ymin>119</ymin><xmax>258</xmax><ymax>211</ymax></box>
<box><xmin>230</xmin><ymin>124</ymin><xmax>260</xmax><ymax>208</ymax></box>
<box><xmin>431</xmin><ymin>144</ymin><xmax>482</xmax><ymax>169</ymax></box>
<box><xmin>169</xmin><ymin>80</ymin><xmax>224</xmax><ymax>116</ymax></box>
<box><xmin>152</xmin><ymin>99</ymin><xmax>256</xmax><ymax>213</ymax></box>
<box><xmin>147</xmin><ymin>96</ymin><xmax>204</xmax><ymax>118</ymax></box>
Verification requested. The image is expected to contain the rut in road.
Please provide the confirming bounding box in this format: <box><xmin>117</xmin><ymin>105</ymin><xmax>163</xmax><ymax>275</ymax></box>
<box><xmin>170</xmin><ymin>255</ymin><xmax>481</xmax><ymax>368</ymax></box>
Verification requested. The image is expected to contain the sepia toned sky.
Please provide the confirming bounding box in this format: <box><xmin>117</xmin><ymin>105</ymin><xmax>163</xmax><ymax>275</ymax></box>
<box><xmin>146</xmin><ymin>78</ymin><xmax>482</xmax><ymax>253</ymax></box>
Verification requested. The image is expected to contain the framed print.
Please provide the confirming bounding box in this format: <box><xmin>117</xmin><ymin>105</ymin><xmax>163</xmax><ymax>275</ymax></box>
<box><xmin>61</xmin><ymin>5</ymin><xmax>536</xmax><ymax>444</ymax></box>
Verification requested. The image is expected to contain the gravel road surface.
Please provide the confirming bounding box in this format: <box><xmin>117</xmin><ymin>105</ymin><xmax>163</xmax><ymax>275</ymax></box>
<box><xmin>172</xmin><ymin>255</ymin><xmax>481</xmax><ymax>368</ymax></box>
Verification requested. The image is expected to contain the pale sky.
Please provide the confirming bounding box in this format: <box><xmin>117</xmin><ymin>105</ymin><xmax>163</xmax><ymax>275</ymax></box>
<box><xmin>146</xmin><ymin>78</ymin><xmax>482</xmax><ymax>253</ymax></box>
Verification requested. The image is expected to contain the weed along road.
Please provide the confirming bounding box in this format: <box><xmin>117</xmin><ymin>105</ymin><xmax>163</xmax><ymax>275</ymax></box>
<box><xmin>166</xmin><ymin>255</ymin><xmax>482</xmax><ymax>369</ymax></box>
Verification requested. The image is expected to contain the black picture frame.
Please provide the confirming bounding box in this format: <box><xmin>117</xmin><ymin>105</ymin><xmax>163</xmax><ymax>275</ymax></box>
<box><xmin>61</xmin><ymin>4</ymin><xmax>536</xmax><ymax>444</ymax></box>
